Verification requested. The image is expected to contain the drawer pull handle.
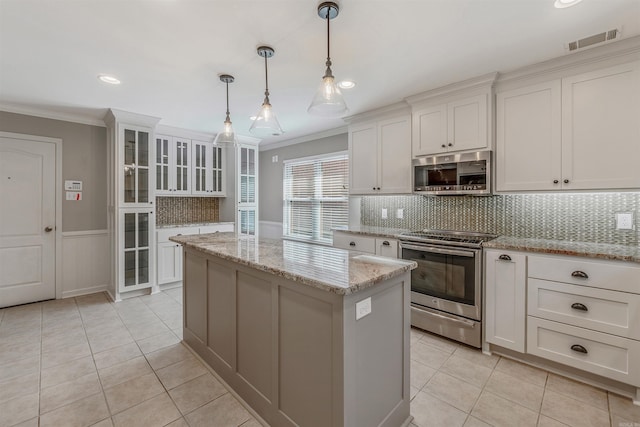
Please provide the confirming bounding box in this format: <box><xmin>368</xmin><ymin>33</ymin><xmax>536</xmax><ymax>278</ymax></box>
<box><xmin>498</xmin><ymin>254</ymin><xmax>511</xmax><ymax>261</ymax></box>
<box><xmin>571</xmin><ymin>271</ymin><xmax>589</xmax><ymax>279</ymax></box>
<box><xmin>349</xmin><ymin>242</ymin><xmax>356</xmax><ymax>247</ymax></box>
<box><xmin>570</xmin><ymin>344</ymin><xmax>588</xmax><ymax>354</ymax></box>
<box><xmin>382</xmin><ymin>241</ymin><xmax>390</xmax><ymax>246</ymax></box>
<box><xmin>571</xmin><ymin>302</ymin><xmax>588</xmax><ymax>312</ymax></box>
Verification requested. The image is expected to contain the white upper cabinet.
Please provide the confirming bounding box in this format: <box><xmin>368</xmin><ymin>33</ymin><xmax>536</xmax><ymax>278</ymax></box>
<box><xmin>413</xmin><ymin>95</ymin><xmax>488</xmax><ymax>156</ymax></box>
<box><xmin>348</xmin><ymin>112</ymin><xmax>412</xmax><ymax>195</ymax></box>
<box><xmin>191</xmin><ymin>141</ymin><xmax>225</xmax><ymax>196</ymax></box>
<box><xmin>496</xmin><ymin>60</ymin><xmax>640</xmax><ymax>192</ymax></box>
<box><xmin>155</xmin><ymin>135</ymin><xmax>191</xmax><ymax>196</ymax></box>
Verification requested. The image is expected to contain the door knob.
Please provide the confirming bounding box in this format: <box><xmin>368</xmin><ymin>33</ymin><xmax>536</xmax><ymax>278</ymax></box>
<box><xmin>44</xmin><ymin>227</ymin><xmax>53</xmax><ymax>232</ymax></box>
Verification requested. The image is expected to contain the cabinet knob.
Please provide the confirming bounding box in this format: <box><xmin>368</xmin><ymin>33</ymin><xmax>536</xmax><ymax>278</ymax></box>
<box><xmin>564</xmin><ymin>179</ymin><xmax>569</xmax><ymax>184</ymax></box>
<box><xmin>570</xmin><ymin>344</ymin><xmax>588</xmax><ymax>354</ymax></box>
<box><xmin>571</xmin><ymin>302</ymin><xmax>588</xmax><ymax>312</ymax></box>
<box><xmin>382</xmin><ymin>241</ymin><xmax>390</xmax><ymax>246</ymax></box>
<box><xmin>377</xmin><ymin>187</ymin><xmax>381</xmax><ymax>190</ymax></box>
<box><xmin>44</xmin><ymin>226</ymin><xmax>53</xmax><ymax>233</ymax></box>
<box><xmin>349</xmin><ymin>242</ymin><xmax>356</xmax><ymax>247</ymax></box>
<box><xmin>373</xmin><ymin>187</ymin><xmax>376</xmax><ymax>190</ymax></box>
<box><xmin>553</xmin><ymin>180</ymin><xmax>559</xmax><ymax>184</ymax></box>
<box><xmin>498</xmin><ymin>254</ymin><xmax>511</xmax><ymax>261</ymax></box>
<box><xmin>448</xmin><ymin>142</ymin><xmax>453</xmax><ymax>147</ymax></box>
<box><xmin>571</xmin><ymin>271</ymin><xmax>589</xmax><ymax>279</ymax></box>
<box><xmin>441</xmin><ymin>144</ymin><xmax>446</xmax><ymax>148</ymax></box>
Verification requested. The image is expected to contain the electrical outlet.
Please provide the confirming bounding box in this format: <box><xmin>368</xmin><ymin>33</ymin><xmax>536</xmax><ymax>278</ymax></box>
<box><xmin>355</xmin><ymin>297</ymin><xmax>372</xmax><ymax>320</ymax></box>
<box><xmin>271</xmin><ymin>155</ymin><xmax>278</xmax><ymax>163</ymax></box>
<box><xmin>381</xmin><ymin>208</ymin><xmax>388</xmax><ymax>219</ymax></box>
<box><xmin>615</xmin><ymin>212</ymin><xmax>634</xmax><ymax>230</ymax></box>
<box><xmin>397</xmin><ymin>208</ymin><xmax>404</xmax><ymax>219</ymax></box>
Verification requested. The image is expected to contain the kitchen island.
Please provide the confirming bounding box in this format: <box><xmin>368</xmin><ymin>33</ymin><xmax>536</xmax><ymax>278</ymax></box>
<box><xmin>169</xmin><ymin>233</ymin><xmax>417</xmax><ymax>427</ymax></box>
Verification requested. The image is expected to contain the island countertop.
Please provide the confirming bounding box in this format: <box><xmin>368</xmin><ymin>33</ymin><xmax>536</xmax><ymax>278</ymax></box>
<box><xmin>170</xmin><ymin>233</ymin><xmax>417</xmax><ymax>295</ymax></box>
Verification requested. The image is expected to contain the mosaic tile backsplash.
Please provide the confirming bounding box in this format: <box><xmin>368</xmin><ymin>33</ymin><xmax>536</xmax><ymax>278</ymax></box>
<box><xmin>361</xmin><ymin>193</ymin><xmax>640</xmax><ymax>246</ymax></box>
<box><xmin>156</xmin><ymin>197</ymin><xmax>219</xmax><ymax>225</ymax></box>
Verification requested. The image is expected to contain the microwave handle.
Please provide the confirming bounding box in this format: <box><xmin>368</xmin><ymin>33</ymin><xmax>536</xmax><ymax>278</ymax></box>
<box><xmin>400</xmin><ymin>243</ymin><xmax>476</xmax><ymax>258</ymax></box>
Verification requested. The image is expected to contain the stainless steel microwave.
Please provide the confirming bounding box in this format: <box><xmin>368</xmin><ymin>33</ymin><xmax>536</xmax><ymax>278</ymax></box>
<box><xmin>413</xmin><ymin>150</ymin><xmax>491</xmax><ymax>195</ymax></box>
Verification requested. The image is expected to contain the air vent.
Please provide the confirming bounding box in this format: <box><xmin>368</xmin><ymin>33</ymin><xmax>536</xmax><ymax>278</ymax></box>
<box><xmin>566</xmin><ymin>28</ymin><xmax>621</xmax><ymax>52</ymax></box>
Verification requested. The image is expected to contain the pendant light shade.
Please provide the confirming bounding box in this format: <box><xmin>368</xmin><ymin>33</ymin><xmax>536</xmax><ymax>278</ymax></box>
<box><xmin>213</xmin><ymin>74</ymin><xmax>237</xmax><ymax>146</ymax></box>
<box><xmin>250</xmin><ymin>46</ymin><xmax>284</xmax><ymax>137</ymax></box>
<box><xmin>308</xmin><ymin>1</ymin><xmax>348</xmax><ymax>116</ymax></box>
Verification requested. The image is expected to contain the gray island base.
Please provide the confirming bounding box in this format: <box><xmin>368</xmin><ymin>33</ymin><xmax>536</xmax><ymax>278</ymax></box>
<box><xmin>169</xmin><ymin>233</ymin><xmax>417</xmax><ymax>427</ymax></box>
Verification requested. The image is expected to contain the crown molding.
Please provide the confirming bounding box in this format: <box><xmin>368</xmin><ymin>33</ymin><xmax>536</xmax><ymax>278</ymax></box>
<box><xmin>104</xmin><ymin>109</ymin><xmax>161</xmax><ymax>127</ymax></box>
<box><xmin>405</xmin><ymin>72</ymin><xmax>498</xmax><ymax>106</ymax></box>
<box><xmin>156</xmin><ymin>124</ymin><xmax>215</xmax><ymax>142</ymax></box>
<box><xmin>0</xmin><ymin>103</ymin><xmax>107</xmax><ymax>127</ymax></box>
<box><xmin>258</xmin><ymin>126</ymin><xmax>348</xmax><ymax>151</ymax></box>
<box><xmin>343</xmin><ymin>102</ymin><xmax>410</xmax><ymax>124</ymax></box>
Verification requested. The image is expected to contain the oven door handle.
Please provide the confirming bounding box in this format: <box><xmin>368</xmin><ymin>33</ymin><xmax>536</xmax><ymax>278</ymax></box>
<box><xmin>412</xmin><ymin>305</ymin><xmax>477</xmax><ymax>328</ymax></box>
<box><xmin>400</xmin><ymin>243</ymin><xmax>476</xmax><ymax>258</ymax></box>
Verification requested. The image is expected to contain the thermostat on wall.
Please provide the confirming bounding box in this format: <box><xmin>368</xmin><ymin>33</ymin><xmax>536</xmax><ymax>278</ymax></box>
<box><xmin>65</xmin><ymin>180</ymin><xmax>82</xmax><ymax>191</ymax></box>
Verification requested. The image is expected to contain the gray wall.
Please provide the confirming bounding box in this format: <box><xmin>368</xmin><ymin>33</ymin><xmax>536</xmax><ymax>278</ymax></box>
<box><xmin>0</xmin><ymin>111</ymin><xmax>107</xmax><ymax>231</ymax></box>
<box><xmin>259</xmin><ymin>133</ymin><xmax>348</xmax><ymax>223</ymax></box>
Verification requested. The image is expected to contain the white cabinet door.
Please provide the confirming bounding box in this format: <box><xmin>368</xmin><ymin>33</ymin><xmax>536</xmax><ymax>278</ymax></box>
<box><xmin>378</xmin><ymin>115</ymin><xmax>412</xmax><ymax>194</ymax></box>
<box><xmin>448</xmin><ymin>94</ymin><xmax>487</xmax><ymax>153</ymax></box>
<box><xmin>349</xmin><ymin>122</ymin><xmax>378</xmax><ymax>194</ymax></box>
<box><xmin>119</xmin><ymin>209</ymin><xmax>154</xmax><ymax>292</ymax></box>
<box><xmin>412</xmin><ymin>104</ymin><xmax>447</xmax><ymax>156</ymax></box>
<box><xmin>173</xmin><ymin>138</ymin><xmax>191</xmax><ymax>195</ymax></box>
<box><xmin>237</xmin><ymin>144</ymin><xmax>258</xmax><ymax>236</ymax></box>
<box><xmin>496</xmin><ymin>81</ymin><xmax>562</xmax><ymax>191</ymax></box>
<box><xmin>157</xmin><ymin>241</ymin><xmax>182</xmax><ymax>284</ymax></box>
<box><xmin>484</xmin><ymin>250</ymin><xmax>526</xmax><ymax>352</ymax></box>
<box><xmin>209</xmin><ymin>144</ymin><xmax>225</xmax><ymax>196</ymax></box>
<box><xmin>561</xmin><ymin>61</ymin><xmax>640</xmax><ymax>190</ymax></box>
<box><xmin>155</xmin><ymin>135</ymin><xmax>172</xmax><ymax>195</ymax></box>
<box><xmin>191</xmin><ymin>140</ymin><xmax>209</xmax><ymax>195</ymax></box>
<box><xmin>121</xmin><ymin>126</ymin><xmax>153</xmax><ymax>207</ymax></box>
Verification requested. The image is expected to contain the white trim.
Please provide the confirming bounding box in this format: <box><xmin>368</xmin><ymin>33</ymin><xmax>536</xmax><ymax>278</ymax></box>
<box><xmin>0</xmin><ymin>131</ymin><xmax>63</xmax><ymax>301</ymax></box>
<box><xmin>282</xmin><ymin>150</ymin><xmax>348</xmax><ymax>165</ymax></box>
<box><xmin>0</xmin><ymin>104</ymin><xmax>107</xmax><ymax>127</ymax></box>
<box><xmin>62</xmin><ymin>285</ymin><xmax>108</xmax><ymax>299</ymax></box>
<box><xmin>258</xmin><ymin>126</ymin><xmax>348</xmax><ymax>151</ymax></box>
<box><xmin>156</xmin><ymin>124</ymin><xmax>215</xmax><ymax>142</ymax></box>
<box><xmin>104</xmin><ymin>109</ymin><xmax>161</xmax><ymax>127</ymax></box>
<box><xmin>343</xmin><ymin>102</ymin><xmax>411</xmax><ymax>124</ymax></box>
<box><xmin>405</xmin><ymin>73</ymin><xmax>498</xmax><ymax>106</ymax></box>
<box><xmin>61</xmin><ymin>229</ymin><xmax>108</xmax><ymax>237</ymax></box>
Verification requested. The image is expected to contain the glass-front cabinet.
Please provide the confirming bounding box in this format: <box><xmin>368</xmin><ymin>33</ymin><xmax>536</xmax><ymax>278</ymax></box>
<box><xmin>120</xmin><ymin>210</ymin><xmax>154</xmax><ymax>292</ymax></box>
<box><xmin>237</xmin><ymin>144</ymin><xmax>258</xmax><ymax>236</ymax></box>
<box><xmin>155</xmin><ymin>135</ymin><xmax>191</xmax><ymax>195</ymax></box>
<box><xmin>122</xmin><ymin>128</ymin><xmax>151</xmax><ymax>206</ymax></box>
<box><xmin>192</xmin><ymin>141</ymin><xmax>225</xmax><ymax>196</ymax></box>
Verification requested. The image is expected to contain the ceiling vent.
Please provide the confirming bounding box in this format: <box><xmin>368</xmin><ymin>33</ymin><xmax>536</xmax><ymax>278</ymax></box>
<box><xmin>566</xmin><ymin>28</ymin><xmax>621</xmax><ymax>52</ymax></box>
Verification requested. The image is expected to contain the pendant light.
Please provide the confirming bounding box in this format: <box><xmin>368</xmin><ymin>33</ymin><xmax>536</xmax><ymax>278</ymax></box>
<box><xmin>249</xmin><ymin>46</ymin><xmax>284</xmax><ymax>137</ymax></box>
<box><xmin>213</xmin><ymin>74</ymin><xmax>237</xmax><ymax>146</ymax></box>
<box><xmin>308</xmin><ymin>1</ymin><xmax>348</xmax><ymax>116</ymax></box>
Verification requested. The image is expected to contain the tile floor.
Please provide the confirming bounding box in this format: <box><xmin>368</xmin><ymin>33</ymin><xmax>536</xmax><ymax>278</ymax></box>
<box><xmin>0</xmin><ymin>290</ymin><xmax>638</xmax><ymax>427</ymax></box>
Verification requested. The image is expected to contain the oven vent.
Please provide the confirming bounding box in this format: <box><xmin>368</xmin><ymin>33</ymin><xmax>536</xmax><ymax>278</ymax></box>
<box><xmin>566</xmin><ymin>28</ymin><xmax>621</xmax><ymax>52</ymax></box>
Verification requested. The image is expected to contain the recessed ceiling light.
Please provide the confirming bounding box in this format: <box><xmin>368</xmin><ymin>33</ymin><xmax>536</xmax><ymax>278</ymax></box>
<box><xmin>249</xmin><ymin>116</ymin><xmax>258</xmax><ymax>121</ymax></box>
<box><xmin>98</xmin><ymin>74</ymin><xmax>121</xmax><ymax>85</ymax></box>
<box><xmin>554</xmin><ymin>0</ymin><xmax>583</xmax><ymax>8</ymax></box>
<box><xmin>337</xmin><ymin>80</ymin><xmax>356</xmax><ymax>89</ymax></box>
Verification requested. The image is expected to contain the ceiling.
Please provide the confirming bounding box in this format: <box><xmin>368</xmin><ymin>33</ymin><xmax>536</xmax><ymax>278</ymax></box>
<box><xmin>1</xmin><ymin>0</ymin><xmax>639</xmax><ymax>146</ymax></box>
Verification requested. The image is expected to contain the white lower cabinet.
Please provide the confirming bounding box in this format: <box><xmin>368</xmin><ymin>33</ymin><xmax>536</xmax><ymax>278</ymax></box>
<box><xmin>484</xmin><ymin>249</ymin><xmax>526</xmax><ymax>352</ymax></box>
<box><xmin>332</xmin><ymin>231</ymin><xmax>399</xmax><ymax>258</ymax></box>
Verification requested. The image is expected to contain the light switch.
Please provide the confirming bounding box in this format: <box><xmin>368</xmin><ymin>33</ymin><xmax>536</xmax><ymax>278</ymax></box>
<box><xmin>356</xmin><ymin>297</ymin><xmax>372</xmax><ymax>320</ymax></box>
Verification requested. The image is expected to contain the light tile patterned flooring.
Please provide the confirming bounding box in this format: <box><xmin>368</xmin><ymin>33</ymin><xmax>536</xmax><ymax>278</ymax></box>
<box><xmin>0</xmin><ymin>289</ymin><xmax>639</xmax><ymax>427</ymax></box>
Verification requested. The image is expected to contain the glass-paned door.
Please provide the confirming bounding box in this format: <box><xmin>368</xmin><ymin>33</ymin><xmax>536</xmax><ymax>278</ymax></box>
<box><xmin>211</xmin><ymin>146</ymin><xmax>224</xmax><ymax>195</ymax></box>
<box><xmin>122</xmin><ymin>128</ymin><xmax>151</xmax><ymax>205</ymax></box>
<box><xmin>156</xmin><ymin>136</ymin><xmax>170</xmax><ymax>194</ymax></box>
<box><xmin>120</xmin><ymin>210</ymin><xmax>153</xmax><ymax>291</ymax></box>
<box><xmin>174</xmin><ymin>138</ymin><xmax>190</xmax><ymax>194</ymax></box>
<box><xmin>192</xmin><ymin>141</ymin><xmax>208</xmax><ymax>195</ymax></box>
<box><xmin>237</xmin><ymin>144</ymin><xmax>258</xmax><ymax>236</ymax></box>
<box><xmin>238</xmin><ymin>208</ymin><xmax>256</xmax><ymax>236</ymax></box>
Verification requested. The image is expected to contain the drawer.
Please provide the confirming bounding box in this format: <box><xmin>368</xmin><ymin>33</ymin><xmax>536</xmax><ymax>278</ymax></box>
<box><xmin>527</xmin><ymin>317</ymin><xmax>640</xmax><ymax>387</ymax></box>
<box><xmin>528</xmin><ymin>254</ymin><xmax>640</xmax><ymax>294</ymax></box>
<box><xmin>157</xmin><ymin>227</ymin><xmax>199</xmax><ymax>243</ymax></box>
<box><xmin>375</xmin><ymin>238</ymin><xmax>398</xmax><ymax>258</ymax></box>
<box><xmin>199</xmin><ymin>223</ymin><xmax>234</xmax><ymax>234</ymax></box>
<box><xmin>528</xmin><ymin>278</ymin><xmax>640</xmax><ymax>340</ymax></box>
<box><xmin>332</xmin><ymin>232</ymin><xmax>375</xmax><ymax>254</ymax></box>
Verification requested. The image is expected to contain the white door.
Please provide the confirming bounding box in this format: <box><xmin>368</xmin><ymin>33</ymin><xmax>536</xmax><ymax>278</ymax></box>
<box><xmin>0</xmin><ymin>136</ymin><xmax>56</xmax><ymax>308</ymax></box>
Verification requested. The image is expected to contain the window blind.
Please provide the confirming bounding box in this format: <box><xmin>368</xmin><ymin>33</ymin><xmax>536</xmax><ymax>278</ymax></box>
<box><xmin>283</xmin><ymin>152</ymin><xmax>349</xmax><ymax>243</ymax></box>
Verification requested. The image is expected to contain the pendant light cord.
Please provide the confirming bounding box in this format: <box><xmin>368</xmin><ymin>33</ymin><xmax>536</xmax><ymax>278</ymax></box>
<box><xmin>225</xmin><ymin>82</ymin><xmax>230</xmax><ymax>117</ymax></box>
<box><xmin>264</xmin><ymin>54</ymin><xmax>270</xmax><ymax>102</ymax></box>
<box><xmin>324</xmin><ymin>5</ymin><xmax>333</xmax><ymax>78</ymax></box>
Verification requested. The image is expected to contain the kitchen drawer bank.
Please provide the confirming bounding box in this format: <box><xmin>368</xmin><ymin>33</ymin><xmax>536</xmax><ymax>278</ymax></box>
<box><xmin>484</xmin><ymin>237</ymin><xmax>640</xmax><ymax>405</ymax></box>
<box><xmin>170</xmin><ymin>232</ymin><xmax>417</xmax><ymax>427</ymax></box>
<box><xmin>332</xmin><ymin>226</ymin><xmax>410</xmax><ymax>259</ymax></box>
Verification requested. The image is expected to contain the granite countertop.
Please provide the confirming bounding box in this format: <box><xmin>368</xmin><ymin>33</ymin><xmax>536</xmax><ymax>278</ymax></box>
<box><xmin>156</xmin><ymin>221</ymin><xmax>234</xmax><ymax>229</ymax></box>
<box><xmin>170</xmin><ymin>233</ymin><xmax>417</xmax><ymax>295</ymax></box>
<box><xmin>484</xmin><ymin>236</ymin><xmax>640</xmax><ymax>264</ymax></box>
<box><xmin>332</xmin><ymin>225</ymin><xmax>411</xmax><ymax>239</ymax></box>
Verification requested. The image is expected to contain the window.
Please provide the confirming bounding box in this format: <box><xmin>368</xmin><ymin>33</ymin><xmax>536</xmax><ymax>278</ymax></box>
<box><xmin>283</xmin><ymin>152</ymin><xmax>349</xmax><ymax>244</ymax></box>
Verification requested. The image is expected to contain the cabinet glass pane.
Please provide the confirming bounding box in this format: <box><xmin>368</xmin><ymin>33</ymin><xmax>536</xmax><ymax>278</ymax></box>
<box><xmin>124</xmin><ymin>130</ymin><xmax>136</xmax><ymax>165</ymax></box>
<box><xmin>212</xmin><ymin>148</ymin><xmax>217</xmax><ymax>169</ymax></box>
<box><xmin>183</xmin><ymin>145</ymin><xmax>188</xmax><ymax>166</ymax></box>
<box><xmin>196</xmin><ymin>146</ymin><xmax>201</xmax><ymax>167</ymax></box>
<box><xmin>138</xmin><ymin>249</ymin><xmax>149</xmax><ymax>284</ymax></box>
<box><xmin>124</xmin><ymin>251</ymin><xmax>136</xmax><ymax>286</ymax></box>
<box><xmin>240</xmin><ymin>176</ymin><xmax>248</xmax><ymax>203</ymax></box>
<box><xmin>217</xmin><ymin>148</ymin><xmax>222</xmax><ymax>168</ymax></box>
<box><xmin>240</xmin><ymin>209</ymin><xmax>256</xmax><ymax>235</ymax></box>
<box><xmin>138</xmin><ymin>132</ymin><xmax>148</xmax><ymax>167</ymax></box>
<box><xmin>213</xmin><ymin>173</ymin><xmax>217</xmax><ymax>192</ymax></box>
<box><xmin>182</xmin><ymin>168</ymin><xmax>188</xmax><ymax>191</ymax></box>
<box><xmin>202</xmin><ymin>145</ymin><xmax>206</xmax><ymax>167</ymax></box>
<box><xmin>138</xmin><ymin>168</ymin><xmax>148</xmax><ymax>203</ymax></box>
<box><xmin>138</xmin><ymin>213</ymin><xmax>149</xmax><ymax>247</ymax></box>
<box><xmin>248</xmin><ymin>148</ymin><xmax>255</xmax><ymax>175</ymax></box>
<box><xmin>124</xmin><ymin>213</ymin><xmax>136</xmax><ymax>249</ymax></box>
<box><xmin>241</xmin><ymin>148</ymin><xmax>247</xmax><ymax>174</ymax></box>
<box><xmin>124</xmin><ymin>170</ymin><xmax>135</xmax><ymax>202</ymax></box>
<box><xmin>156</xmin><ymin>139</ymin><xmax>162</xmax><ymax>163</ymax></box>
<box><xmin>217</xmin><ymin>171</ymin><xmax>222</xmax><ymax>191</ymax></box>
<box><xmin>176</xmin><ymin>168</ymin><xmax>182</xmax><ymax>189</ymax></box>
<box><xmin>248</xmin><ymin>176</ymin><xmax>255</xmax><ymax>203</ymax></box>
<box><xmin>195</xmin><ymin>170</ymin><xmax>201</xmax><ymax>191</ymax></box>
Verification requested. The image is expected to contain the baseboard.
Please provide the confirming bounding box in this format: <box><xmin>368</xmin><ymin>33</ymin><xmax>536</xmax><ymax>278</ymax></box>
<box><xmin>62</xmin><ymin>285</ymin><xmax>108</xmax><ymax>299</ymax></box>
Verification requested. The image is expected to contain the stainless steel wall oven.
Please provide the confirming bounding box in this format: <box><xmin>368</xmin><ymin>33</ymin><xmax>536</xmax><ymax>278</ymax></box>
<box><xmin>399</xmin><ymin>230</ymin><xmax>497</xmax><ymax>348</ymax></box>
